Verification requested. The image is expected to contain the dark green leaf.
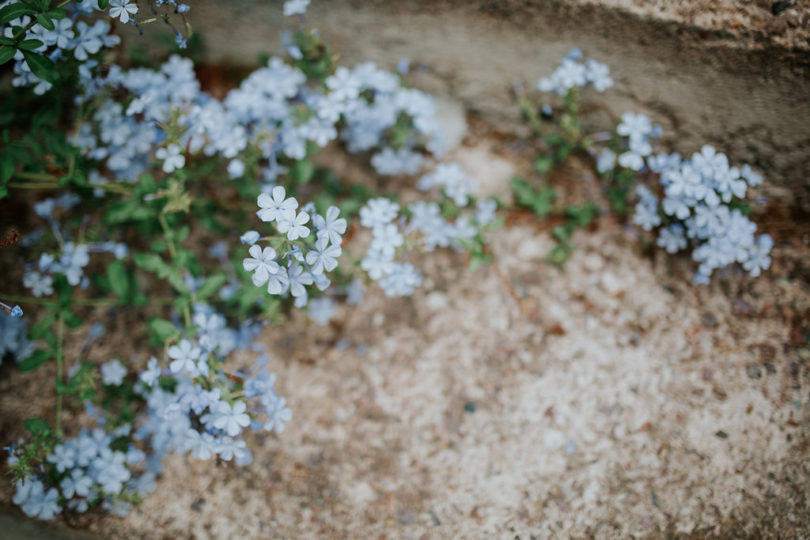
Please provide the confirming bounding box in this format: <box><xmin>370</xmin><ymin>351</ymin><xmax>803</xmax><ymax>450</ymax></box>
<box><xmin>22</xmin><ymin>50</ymin><xmax>58</xmax><ymax>84</ymax></box>
<box><xmin>0</xmin><ymin>46</ymin><xmax>15</xmax><ymax>65</ymax></box>
<box><xmin>107</xmin><ymin>260</ymin><xmax>130</xmax><ymax>301</ymax></box>
<box><xmin>53</xmin><ymin>274</ymin><xmax>72</xmax><ymax>307</ymax></box>
<box><xmin>45</xmin><ymin>7</ymin><xmax>66</xmax><ymax>20</ymax></box>
<box><xmin>63</xmin><ymin>310</ymin><xmax>82</xmax><ymax>329</ymax></box>
<box><xmin>24</xmin><ymin>418</ymin><xmax>50</xmax><ymax>436</ymax></box>
<box><xmin>28</xmin><ymin>312</ymin><xmax>56</xmax><ymax>340</ymax></box>
<box><xmin>0</xmin><ymin>3</ymin><xmax>37</xmax><ymax>26</ymax></box>
<box><xmin>18</xmin><ymin>349</ymin><xmax>52</xmax><ymax>372</ymax></box>
<box><xmin>54</xmin><ymin>379</ymin><xmax>75</xmax><ymax>395</ymax></box>
<box><xmin>35</xmin><ymin>13</ymin><xmax>53</xmax><ymax>31</ymax></box>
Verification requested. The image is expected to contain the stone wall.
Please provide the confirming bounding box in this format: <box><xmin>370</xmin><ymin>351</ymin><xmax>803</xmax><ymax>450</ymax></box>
<box><xmin>139</xmin><ymin>0</ymin><xmax>810</xmax><ymax>210</ymax></box>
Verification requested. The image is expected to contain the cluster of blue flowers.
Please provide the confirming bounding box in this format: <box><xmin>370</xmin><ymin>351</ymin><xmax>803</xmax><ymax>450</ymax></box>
<box><xmin>10</xmin><ymin>423</ymin><xmax>154</xmax><ymax>519</ymax></box>
<box><xmin>359</xmin><ymin>164</ymin><xmax>496</xmax><ymax>296</ymax></box>
<box><xmin>2</xmin><ymin>0</ymin><xmax>122</xmax><ymax>95</ymax></box>
<box><xmin>597</xmin><ymin>114</ymin><xmax>771</xmax><ymax>282</ymax></box>
<box><xmin>536</xmin><ymin>50</ymin><xmax>772</xmax><ymax>283</ymax></box>
<box><xmin>20</xmin><ymin>194</ymin><xmax>127</xmax><ymax>298</ymax></box>
<box><xmin>136</xmin><ymin>307</ymin><xmax>289</xmax><ymax>470</ymax></box>
<box><xmin>241</xmin><ymin>187</ymin><xmax>345</xmax><ymax>309</ymax></box>
<box><xmin>536</xmin><ymin>47</ymin><xmax>613</xmax><ymax>95</ymax></box>
<box><xmin>9</xmin><ymin>304</ymin><xmax>288</xmax><ymax>521</ymax></box>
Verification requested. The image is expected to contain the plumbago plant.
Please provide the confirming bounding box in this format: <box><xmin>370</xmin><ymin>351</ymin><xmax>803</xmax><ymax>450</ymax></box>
<box><xmin>0</xmin><ymin>0</ymin><xmax>499</xmax><ymax>520</ymax></box>
<box><xmin>514</xmin><ymin>48</ymin><xmax>773</xmax><ymax>280</ymax></box>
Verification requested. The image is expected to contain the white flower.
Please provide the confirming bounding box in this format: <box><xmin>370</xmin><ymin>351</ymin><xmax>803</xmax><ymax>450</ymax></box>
<box><xmin>359</xmin><ymin>198</ymin><xmax>399</xmax><ymax>229</ymax></box>
<box><xmin>277</xmin><ymin>210</ymin><xmax>310</xmax><ymax>241</ymax></box>
<box><xmin>101</xmin><ymin>359</ymin><xmax>127</xmax><ymax>386</ymax></box>
<box><xmin>257</xmin><ymin>186</ymin><xmax>297</xmax><ymax>224</ymax></box>
<box><xmin>168</xmin><ymin>339</ymin><xmax>201</xmax><ymax>374</ymax></box>
<box><xmin>305</xmin><ymin>235</ymin><xmax>342</xmax><ymax>275</ymax></box>
<box><xmin>313</xmin><ymin>205</ymin><xmax>347</xmax><ymax>246</ymax></box>
<box><xmin>242</xmin><ymin>245</ymin><xmax>279</xmax><ymax>287</ymax></box>
<box><xmin>156</xmin><ymin>144</ymin><xmax>185</xmax><ymax>173</ymax></box>
<box><xmin>109</xmin><ymin>0</ymin><xmax>138</xmax><ymax>24</ymax></box>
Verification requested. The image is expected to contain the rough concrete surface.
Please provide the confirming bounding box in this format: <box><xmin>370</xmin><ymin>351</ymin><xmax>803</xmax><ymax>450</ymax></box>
<box><xmin>150</xmin><ymin>0</ymin><xmax>810</xmax><ymax>213</ymax></box>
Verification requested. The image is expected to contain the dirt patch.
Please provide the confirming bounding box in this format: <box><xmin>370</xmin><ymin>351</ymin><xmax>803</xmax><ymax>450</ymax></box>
<box><xmin>2</xmin><ymin>125</ymin><xmax>808</xmax><ymax>537</ymax></box>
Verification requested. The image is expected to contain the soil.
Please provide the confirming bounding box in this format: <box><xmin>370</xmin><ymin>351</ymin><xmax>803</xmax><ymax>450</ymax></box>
<box><xmin>1</xmin><ymin>123</ymin><xmax>809</xmax><ymax>537</ymax></box>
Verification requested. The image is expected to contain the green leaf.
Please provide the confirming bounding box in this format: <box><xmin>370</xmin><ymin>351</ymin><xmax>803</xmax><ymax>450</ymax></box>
<box><xmin>0</xmin><ymin>3</ymin><xmax>37</xmax><ymax>26</ymax></box>
<box><xmin>0</xmin><ymin>46</ymin><xmax>15</xmax><ymax>66</ymax></box>
<box><xmin>174</xmin><ymin>225</ymin><xmax>190</xmax><ymax>243</ymax></box>
<box><xmin>22</xmin><ymin>50</ymin><xmax>58</xmax><ymax>84</ymax></box>
<box><xmin>167</xmin><ymin>271</ymin><xmax>189</xmax><ymax>295</ymax></box>
<box><xmin>35</xmin><ymin>13</ymin><xmax>53</xmax><ymax>31</ymax></box>
<box><xmin>28</xmin><ymin>312</ymin><xmax>56</xmax><ymax>340</ymax></box>
<box><xmin>510</xmin><ymin>176</ymin><xmax>556</xmax><ymax>218</ymax></box>
<box><xmin>149</xmin><ymin>318</ymin><xmax>179</xmax><ymax>343</ymax></box>
<box><xmin>55</xmin><ymin>379</ymin><xmax>75</xmax><ymax>395</ymax></box>
<box><xmin>24</xmin><ymin>418</ymin><xmax>50</xmax><ymax>437</ymax></box>
<box><xmin>134</xmin><ymin>252</ymin><xmax>170</xmax><ymax>278</ymax></box>
<box><xmin>63</xmin><ymin>310</ymin><xmax>82</xmax><ymax>330</ymax></box>
<box><xmin>18</xmin><ymin>349</ymin><xmax>52</xmax><ymax>372</ymax></box>
<box><xmin>50</xmin><ymin>275</ymin><xmax>72</xmax><ymax>308</ymax></box>
<box><xmin>533</xmin><ymin>156</ymin><xmax>553</xmax><ymax>175</ymax></box>
<box><xmin>195</xmin><ymin>274</ymin><xmax>227</xmax><ymax>301</ymax></box>
<box><xmin>105</xmin><ymin>200</ymin><xmax>141</xmax><ymax>224</ymax></box>
<box><xmin>292</xmin><ymin>159</ymin><xmax>315</xmax><ymax>184</ymax></box>
<box><xmin>107</xmin><ymin>260</ymin><xmax>130</xmax><ymax>302</ymax></box>
<box><xmin>98</xmin><ymin>0</ymin><xmax>109</xmax><ymax>9</ymax></box>
<box><xmin>45</xmin><ymin>7</ymin><xmax>66</xmax><ymax>20</ymax></box>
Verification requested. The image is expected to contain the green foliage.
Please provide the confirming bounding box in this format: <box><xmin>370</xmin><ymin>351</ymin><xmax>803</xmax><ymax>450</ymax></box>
<box><xmin>18</xmin><ymin>349</ymin><xmax>53</xmax><ymax>372</ymax></box>
<box><xmin>148</xmin><ymin>318</ymin><xmax>180</xmax><ymax>344</ymax></box>
<box><xmin>292</xmin><ymin>28</ymin><xmax>335</xmax><ymax>81</ymax></box>
<box><xmin>511</xmin><ymin>176</ymin><xmax>556</xmax><ymax>218</ymax></box>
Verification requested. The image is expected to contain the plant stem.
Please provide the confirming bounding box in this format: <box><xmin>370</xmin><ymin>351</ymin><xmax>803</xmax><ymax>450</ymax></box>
<box><xmin>158</xmin><ymin>212</ymin><xmax>192</xmax><ymax>328</ymax></box>
<box><xmin>9</xmin><ymin>179</ymin><xmax>132</xmax><ymax>195</ymax></box>
<box><xmin>16</xmin><ymin>171</ymin><xmax>57</xmax><ymax>181</ymax></box>
<box><xmin>158</xmin><ymin>213</ymin><xmax>177</xmax><ymax>259</ymax></box>
<box><xmin>516</xmin><ymin>93</ymin><xmax>545</xmax><ymax>136</ymax></box>
<box><xmin>0</xmin><ymin>294</ymin><xmax>56</xmax><ymax>306</ymax></box>
<box><xmin>54</xmin><ymin>313</ymin><xmax>65</xmax><ymax>436</ymax></box>
<box><xmin>0</xmin><ymin>294</ymin><xmax>175</xmax><ymax>307</ymax></box>
<box><xmin>7</xmin><ymin>182</ymin><xmax>60</xmax><ymax>190</ymax></box>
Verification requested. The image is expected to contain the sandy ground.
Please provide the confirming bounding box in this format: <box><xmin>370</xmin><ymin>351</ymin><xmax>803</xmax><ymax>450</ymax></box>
<box><xmin>2</xmin><ymin>134</ymin><xmax>807</xmax><ymax>538</ymax></box>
